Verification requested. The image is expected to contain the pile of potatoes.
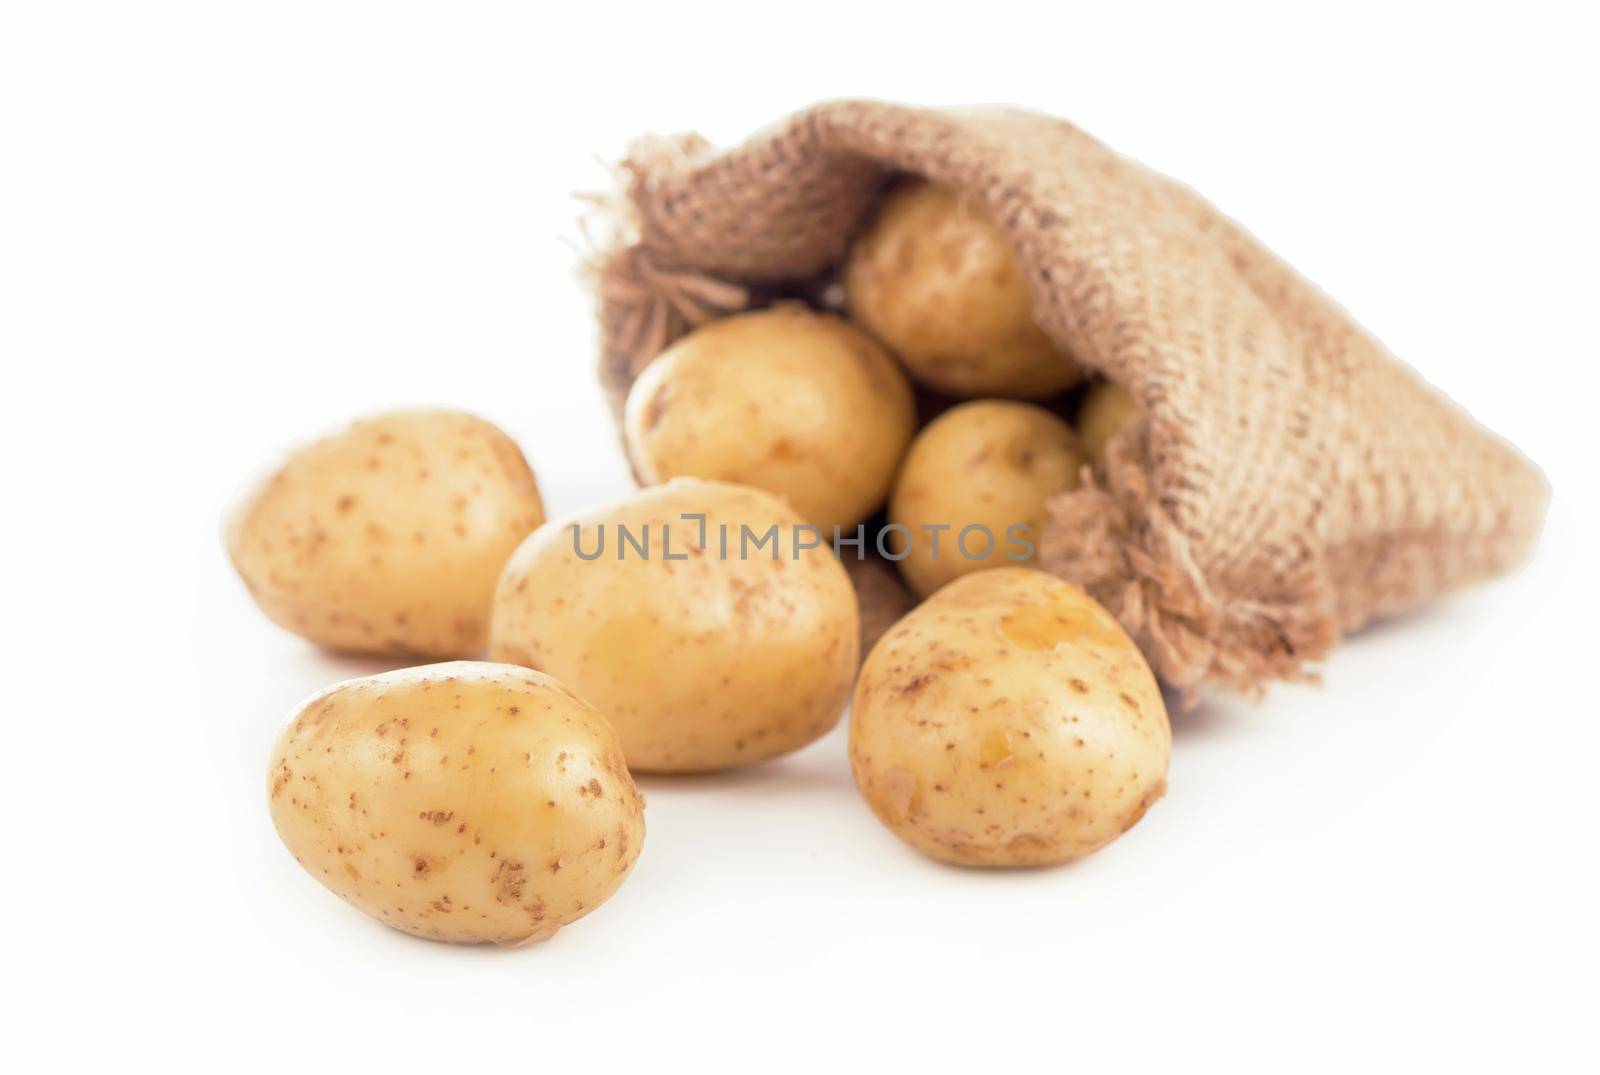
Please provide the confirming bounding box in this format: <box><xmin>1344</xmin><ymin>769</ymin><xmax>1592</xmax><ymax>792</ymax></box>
<box><xmin>231</xmin><ymin>179</ymin><xmax>1161</xmax><ymax>947</ymax></box>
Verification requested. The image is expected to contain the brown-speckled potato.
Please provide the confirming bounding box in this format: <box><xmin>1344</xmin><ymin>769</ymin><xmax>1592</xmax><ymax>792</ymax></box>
<box><xmin>624</xmin><ymin>305</ymin><xmax>916</xmax><ymax>533</ymax></box>
<box><xmin>889</xmin><ymin>401</ymin><xmax>1086</xmax><ymax>598</ymax></box>
<box><xmin>851</xmin><ymin>568</ymin><xmax>1170</xmax><ymax>867</ymax></box>
<box><xmin>1076</xmin><ymin>380</ymin><xmax>1142</xmax><ymax>466</ymax></box>
<box><xmin>226</xmin><ymin>410</ymin><xmax>545</xmax><ymax>657</ymax></box>
<box><xmin>268</xmin><ymin>662</ymin><xmax>644</xmax><ymax>945</ymax></box>
<box><xmin>489</xmin><ymin>479</ymin><xmax>859</xmax><ymax>772</ymax></box>
<box><xmin>844</xmin><ymin>181</ymin><xmax>1083</xmax><ymax>399</ymax></box>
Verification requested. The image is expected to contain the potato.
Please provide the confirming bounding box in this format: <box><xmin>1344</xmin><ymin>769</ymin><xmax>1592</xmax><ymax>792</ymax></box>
<box><xmin>888</xmin><ymin>401</ymin><xmax>1086</xmax><ymax>598</ymax></box>
<box><xmin>624</xmin><ymin>305</ymin><xmax>916</xmax><ymax>534</ymax></box>
<box><xmin>268</xmin><ymin>662</ymin><xmax>644</xmax><ymax>945</ymax></box>
<box><xmin>490</xmin><ymin>479</ymin><xmax>859</xmax><ymax>772</ymax></box>
<box><xmin>844</xmin><ymin>181</ymin><xmax>1083</xmax><ymax>399</ymax></box>
<box><xmin>226</xmin><ymin>410</ymin><xmax>544</xmax><ymax>657</ymax></box>
<box><xmin>850</xmin><ymin>568</ymin><xmax>1170</xmax><ymax>867</ymax></box>
<box><xmin>1076</xmin><ymin>380</ymin><xmax>1142</xmax><ymax>466</ymax></box>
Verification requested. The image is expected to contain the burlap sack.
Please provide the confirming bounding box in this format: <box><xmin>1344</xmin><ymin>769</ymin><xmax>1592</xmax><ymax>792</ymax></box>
<box><xmin>584</xmin><ymin>99</ymin><xmax>1548</xmax><ymax>696</ymax></box>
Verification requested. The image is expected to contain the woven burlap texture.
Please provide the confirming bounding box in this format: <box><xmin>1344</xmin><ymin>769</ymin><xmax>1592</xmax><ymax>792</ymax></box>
<box><xmin>586</xmin><ymin>100</ymin><xmax>1548</xmax><ymax>695</ymax></box>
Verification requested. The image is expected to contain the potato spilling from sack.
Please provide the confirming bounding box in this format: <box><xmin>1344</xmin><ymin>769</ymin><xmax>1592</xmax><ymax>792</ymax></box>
<box><xmin>844</xmin><ymin>181</ymin><xmax>1083</xmax><ymax>400</ymax></box>
<box><xmin>490</xmin><ymin>479</ymin><xmax>859</xmax><ymax>772</ymax></box>
<box><xmin>851</xmin><ymin>568</ymin><xmax>1170</xmax><ymax>867</ymax></box>
<box><xmin>227</xmin><ymin>410</ymin><xmax>545</xmax><ymax>657</ymax></box>
<box><xmin>624</xmin><ymin>305</ymin><xmax>916</xmax><ymax>534</ymax></box>
<box><xmin>889</xmin><ymin>400</ymin><xmax>1086</xmax><ymax>598</ymax></box>
<box><xmin>267</xmin><ymin>662</ymin><xmax>645</xmax><ymax>945</ymax></box>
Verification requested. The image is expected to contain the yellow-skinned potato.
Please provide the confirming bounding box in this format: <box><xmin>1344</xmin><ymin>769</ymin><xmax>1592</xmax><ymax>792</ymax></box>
<box><xmin>226</xmin><ymin>410</ymin><xmax>545</xmax><ymax>657</ymax></box>
<box><xmin>889</xmin><ymin>401</ymin><xmax>1086</xmax><ymax>598</ymax></box>
<box><xmin>844</xmin><ymin>181</ymin><xmax>1083</xmax><ymax>400</ymax></box>
<box><xmin>624</xmin><ymin>305</ymin><xmax>916</xmax><ymax>533</ymax></box>
<box><xmin>268</xmin><ymin>662</ymin><xmax>644</xmax><ymax>945</ymax></box>
<box><xmin>490</xmin><ymin>479</ymin><xmax>859</xmax><ymax>772</ymax></box>
<box><xmin>851</xmin><ymin>568</ymin><xmax>1170</xmax><ymax>868</ymax></box>
<box><xmin>1076</xmin><ymin>380</ymin><xmax>1142</xmax><ymax>466</ymax></box>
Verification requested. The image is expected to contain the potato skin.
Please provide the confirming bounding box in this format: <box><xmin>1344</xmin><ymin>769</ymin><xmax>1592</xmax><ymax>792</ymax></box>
<box><xmin>1076</xmin><ymin>380</ymin><xmax>1142</xmax><ymax>466</ymax></box>
<box><xmin>489</xmin><ymin>479</ymin><xmax>859</xmax><ymax>772</ymax></box>
<box><xmin>851</xmin><ymin>568</ymin><xmax>1170</xmax><ymax>867</ymax></box>
<box><xmin>844</xmin><ymin>181</ymin><xmax>1083</xmax><ymax>399</ymax></box>
<box><xmin>226</xmin><ymin>410</ymin><xmax>545</xmax><ymax>657</ymax></box>
<box><xmin>267</xmin><ymin>662</ymin><xmax>644</xmax><ymax>945</ymax></box>
<box><xmin>624</xmin><ymin>305</ymin><xmax>916</xmax><ymax>533</ymax></box>
<box><xmin>889</xmin><ymin>401</ymin><xmax>1086</xmax><ymax>598</ymax></box>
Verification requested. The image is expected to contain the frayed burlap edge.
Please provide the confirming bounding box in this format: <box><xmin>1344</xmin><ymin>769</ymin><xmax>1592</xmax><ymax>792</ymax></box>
<box><xmin>578</xmin><ymin>134</ymin><xmax>755</xmax><ymax>417</ymax></box>
<box><xmin>1039</xmin><ymin>430</ymin><xmax>1339</xmax><ymax>700</ymax></box>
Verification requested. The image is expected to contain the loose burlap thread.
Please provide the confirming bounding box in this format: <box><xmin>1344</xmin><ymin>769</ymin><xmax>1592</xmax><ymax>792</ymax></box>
<box><xmin>583</xmin><ymin>100</ymin><xmax>1549</xmax><ymax>696</ymax></box>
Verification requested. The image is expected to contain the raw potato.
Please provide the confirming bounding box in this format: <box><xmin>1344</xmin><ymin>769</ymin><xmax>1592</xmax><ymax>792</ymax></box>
<box><xmin>851</xmin><ymin>568</ymin><xmax>1170</xmax><ymax>867</ymax></box>
<box><xmin>1076</xmin><ymin>380</ymin><xmax>1142</xmax><ymax>466</ymax></box>
<box><xmin>226</xmin><ymin>410</ymin><xmax>545</xmax><ymax>657</ymax></box>
<box><xmin>624</xmin><ymin>305</ymin><xmax>916</xmax><ymax>533</ymax></box>
<box><xmin>889</xmin><ymin>401</ymin><xmax>1086</xmax><ymax>598</ymax></box>
<box><xmin>844</xmin><ymin>181</ymin><xmax>1083</xmax><ymax>399</ymax></box>
<box><xmin>490</xmin><ymin>479</ymin><xmax>859</xmax><ymax>772</ymax></box>
<box><xmin>267</xmin><ymin>662</ymin><xmax>644</xmax><ymax>945</ymax></box>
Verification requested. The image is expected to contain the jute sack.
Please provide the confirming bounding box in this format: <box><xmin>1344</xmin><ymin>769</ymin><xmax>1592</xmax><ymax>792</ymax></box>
<box><xmin>584</xmin><ymin>99</ymin><xmax>1548</xmax><ymax>696</ymax></box>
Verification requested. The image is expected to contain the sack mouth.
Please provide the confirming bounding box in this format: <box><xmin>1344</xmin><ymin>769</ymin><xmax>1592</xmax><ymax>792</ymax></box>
<box><xmin>581</xmin><ymin>100</ymin><xmax>1550</xmax><ymax>699</ymax></box>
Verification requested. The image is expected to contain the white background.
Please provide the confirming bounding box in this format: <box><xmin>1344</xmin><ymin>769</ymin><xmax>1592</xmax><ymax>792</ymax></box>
<box><xmin>4</xmin><ymin>2</ymin><xmax>1596</xmax><ymax>1070</ymax></box>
